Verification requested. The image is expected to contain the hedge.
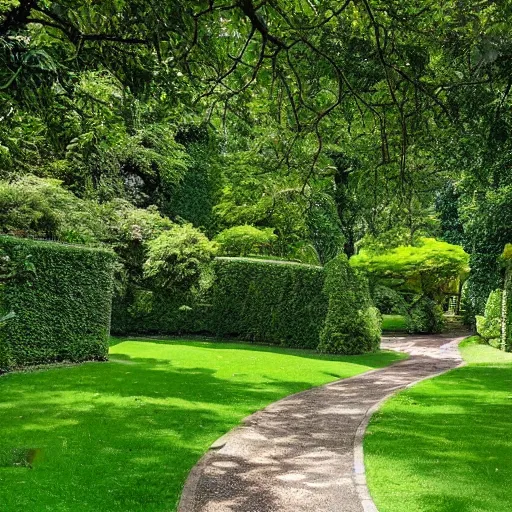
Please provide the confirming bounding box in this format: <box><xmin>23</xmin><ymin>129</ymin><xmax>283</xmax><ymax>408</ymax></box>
<box><xmin>502</xmin><ymin>244</ymin><xmax>512</xmax><ymax>351</ymax></box>
<box><xmin>0</xmin><ymin>236</ymin><xmax>116</xmax><ymax>370</ymax></box>
<box><xmin>209</xmin><ymin>257</ymin><xmax>326</xmax><ymax>348</ymax></box>
<box><xmin>112</xmin><ymin>256</ymin><xmax>382</xmax><ymax>353</ymax></box>
<box><xmin>112</xmin><ymin>259</ymin><xmax>326</xmax><ymax>346</ymax></box>
<box><xmin>111</xmin><ymin>286</ymin><xmax>208</xmax><ymax>335</ymax></box>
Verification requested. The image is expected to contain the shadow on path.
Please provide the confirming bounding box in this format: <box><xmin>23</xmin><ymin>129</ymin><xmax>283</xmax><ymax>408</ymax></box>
<box><xmin>178</xmin><ymin>334</ymin><xmax>464</xmax><ymax>512</ymax></box>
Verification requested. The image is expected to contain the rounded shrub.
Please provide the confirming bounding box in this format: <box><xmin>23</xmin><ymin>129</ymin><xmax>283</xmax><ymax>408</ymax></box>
<box><xmin>318</xmin><ymin>253</ymin><xmax>381</xmax><ymax>355</ymax></box>
<box><xmin>214</xmin><ymin>225</ymin><xmax>277</xmax><ymax>257</ymax></box>
<box><xmin>406</xmin><ymin>296</ymin><xmax>445</xmax><ymax>334</ymax></box>
<box><xmin>143</xmin><ymin>224</ymin><xmax>217</xmax><ymax>291</ymax></box>
<box><xmin>372</xmin><ymin>284</ymin><xmax>408</xmax><ymax>315</ymax></box>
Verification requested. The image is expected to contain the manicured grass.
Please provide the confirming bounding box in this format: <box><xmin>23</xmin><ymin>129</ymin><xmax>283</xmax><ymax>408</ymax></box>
<box><xmin>382</xmin><ymin>314</ymin><xmax>408</xmax><ymax>332</ymax></box>
<box><xmin>365</xmin><ymin>336</ymin><xmax>512</xmax><ymax>512</ymax></box>
<box><xmin>0</xmin><ymin>338</ymin><xmax>404</xmax><ymax>512</ymax></box>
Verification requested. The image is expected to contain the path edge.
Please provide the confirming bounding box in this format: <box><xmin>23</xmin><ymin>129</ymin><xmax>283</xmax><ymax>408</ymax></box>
<box><xmin>352</xmin><ymin>336</ymin><xmax>467</xmax><ymax>512</ymax></box>
<box><xmin>177</xmin><ymin>351</ymin><xmax>409</xmax><ymax>512</ymax></box>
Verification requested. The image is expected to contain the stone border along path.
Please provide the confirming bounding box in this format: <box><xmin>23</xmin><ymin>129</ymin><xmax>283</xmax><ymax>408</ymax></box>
<box><xmin>178</xmin><ymin>334</ymin><xmax>465</xmax><ymax>512</ymax></box>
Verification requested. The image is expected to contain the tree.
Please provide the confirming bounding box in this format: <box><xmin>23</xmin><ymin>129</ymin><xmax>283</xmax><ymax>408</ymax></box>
<box><xmin>143</xmin><ymin>224</ymin><xmax>217</xmax><ymax>292</ymax></box>
<box><xmin>350</xmin><ymin>237</ymin><xmax>470</xmax><ymax>301</ymax></box>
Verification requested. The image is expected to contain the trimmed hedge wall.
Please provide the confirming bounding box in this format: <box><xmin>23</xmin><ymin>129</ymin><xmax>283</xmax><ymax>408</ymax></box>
<box><xmin>210</xmin><ymin>257</ymin><xmax>326</xmax><ymax>348</ymax></box>
<box><xmin>112</xmin><ymin>256</ymin><xmax>382</xmax><ymax>353</ymax></box>
<box><xmin>502</xmin><ymin>244</ymin><xmax>512</xmax><ymax>351</ymax></box>
<box><xmin>0</xmin><ymin>236</ymin><xmax>116</xmax><ymax>370</ymax></box>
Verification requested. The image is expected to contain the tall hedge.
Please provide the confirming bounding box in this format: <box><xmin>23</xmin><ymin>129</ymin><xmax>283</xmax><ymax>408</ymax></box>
<box><xmin>0</xmin><ymin>236</ymin><xmax>116</xmax><ymax>370</ymax></box>
<box><xmin>318</xmin><ymin>253</ymin><xmax>381</xmax><ymax>355</ymax></box>
<box><xmin>502</xmin><ymin>244</ymin><xmax>512</xmax><ymax>352</ymax></box>
<box><xmin>210</xmin><ymin>257</ymin><xmax>326</xmax><ymax>348</ymax></box>
<box><xmin>112</xmin><ymin>256</ymin><xmax>383</xmax><ymax>354</ymax></box>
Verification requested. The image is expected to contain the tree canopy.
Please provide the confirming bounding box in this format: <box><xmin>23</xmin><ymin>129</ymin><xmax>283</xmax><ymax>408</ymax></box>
<box><xmin>1</xmin><ymin>0</ymin><xmax>511</xmax><ymax>317</ymax></box>
<box><xmin>350</xmin><ymin>237</ymin><xmax>470</xmax><ymax>298</ymax></box>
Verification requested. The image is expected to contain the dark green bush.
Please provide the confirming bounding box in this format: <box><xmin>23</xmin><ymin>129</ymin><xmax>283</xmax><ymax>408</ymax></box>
<box><xmin>372</xmin><ymin>284</ymin><xmax>409</xmax><ymax>315</ymax></box>
<box><xmin>0</xmin><ymin>236</ymin><xmax>116</xmax><ymax>371</ymax></box>
<box><xmin>111</xmin><ymin>285</ymin><xmax>209</xmax><ymax>335</ymax></box>
<box><xmin>210</xmin><ymin>257</ymin><xmax>326</xmax><ymax>348</ymax></box>
<box><xmin>318</xmin><ymin>254</ymin><xmax>381</xmax><ymax>355</ymax></box>
<box><xmin>406</xmin><ymin>296</ymin><xmax>445</xmax><ymax>334</ymax></box>
<box><xmin>462</xmin><ymin>187</ymin><xmax>512</xmax><ymax>318</ymax></box>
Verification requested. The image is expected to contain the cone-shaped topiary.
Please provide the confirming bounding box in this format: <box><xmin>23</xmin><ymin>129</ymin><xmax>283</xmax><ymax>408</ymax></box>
<box><xmin>476</xmin><ymin>289</ymin><xmax>503</xmax><ymax>348</ymax></box>
<box><xmin>318</xmin><ymin>253</ymin><xmax>381</xmax><ymax>355</ymax></box>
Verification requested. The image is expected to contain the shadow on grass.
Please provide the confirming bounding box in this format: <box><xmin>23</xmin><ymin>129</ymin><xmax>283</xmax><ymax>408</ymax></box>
<box><xmin>110</xmin><ymin>336</ymin><xmax>406</xmax><ymax>366</ymax></box>
<box><xmin>0</xmin><ymin>338</ymin><xmax>404</xmax><ymax>512</ymax></box>
<box><xmin>365</xmin><ymin>364</ymin><xmax>512</xmax><ymax>512</ymax></box>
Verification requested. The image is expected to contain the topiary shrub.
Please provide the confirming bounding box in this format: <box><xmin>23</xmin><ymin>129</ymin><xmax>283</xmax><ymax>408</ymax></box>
<box><xmin>318</xmin><ymin>254</ymin><xmax>381</xmax><ymax>355</ymax></box>
<box><xmin>214</xmin><ymin>225</ymin><xmax>277</xmax><ymax>256</ymax></box>
<box><xmin>476</xmin><ymin>289</ymin><xmax>503</xmax><ymax>348</ymax></box>
<box><xmin>406</xmin><ymin>296</ymin><xmax>445</xmax><ymax>334</ymax></box>
<box><xmin>0</xmin><ymin>236</ymin><xmax>116</xmax><ymax>371</ymax></box>
<box><xmin>210</xmin><ymin>257</ymin><xmax>326</xmax><ymax>348</ymax></box>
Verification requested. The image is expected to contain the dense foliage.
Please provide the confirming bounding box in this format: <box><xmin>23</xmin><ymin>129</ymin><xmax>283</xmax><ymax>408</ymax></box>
<box><xmin>210</xmin><ymin>258</ymin><xmax>326</xmax><ymax>348</ymax></box>
<box><xmin>352</xmin><ymin>238</ymin><xmax>468</xmax><ymax>333</ymax></box>
<box><xmin>143</xmin><ymin>225</ymin><xmax>217</xmax><ymax>291</ymax></box>
<box><xmin>351</xmin><ymin>238</ymin><xmax>469</xmax><ymax>300</ymax></box>
<box><xmin>215</xmin><ymin>225</ymin><xmax>277</xmax><ymax>257</ymax></box>
<box><xmin>0</xmin><ymin>236</ymin><xmax>115</xmax><ymax>370</ymax></box>
<box><xmin>406</xmin><ymin>296</ymin><xmax>445</xmax><ymax>335</ymax></box>
<box><xmin>0</xmin><ymin>0</ymin><xmax>511</xmax><ymax>349</ymax></box>
<box><xmin>318</xmin><ymin>254</ymin><xmax>381</xmax><ymax>355</ymax></box>
<box><xmin>372</xmin><ymin>285</ymin><xmax>408</xmax><ymax>316</ymax></box>
<box><xmin>503</xmin><ymin>246</ymin><xmax>512</xmax><ymax>352</ymax></box>
<box><xmin>476</xmin><ymin>290</ymin><xmax>503</xmax><ymax>348</ymax></box>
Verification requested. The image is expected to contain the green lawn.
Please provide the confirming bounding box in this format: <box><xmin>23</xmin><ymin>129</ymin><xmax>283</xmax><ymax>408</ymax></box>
<box><xmin>382</xmin><ymin>314</ymin><xmax>408</xmax><ymax>332</ymax></box>
<box><xmin>0</xmin><ymin>338</ymin><xmax>404</xmax><ymax>512</ymax></box>
<box><xmin>365</xmin><ymin>336</ymin><xmax>512</xmax><ymax>512</ymax></box>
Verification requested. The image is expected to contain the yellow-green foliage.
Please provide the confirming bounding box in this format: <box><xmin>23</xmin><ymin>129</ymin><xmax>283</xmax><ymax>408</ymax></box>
<box><xmin>476</xmin><ymin>289</ymin><xmax>503</xmax><ymax>348</ymax></box>
<box><xmin>0</xmin><ymin>236</ymin><xmax>116</xmax><ymax>371</ymax></box>
<box><xmin>214</xmin><ymin>225</ymin><xmax>277</xmax><ymax>256</ymax></box>
<box><xmin>143</xmin><ymin>224</ymin><xmax>217</xmax><ymax>291</ymax></box>
<box><xmin>350</xmin><ymin>237</ymin><xmax>469</xmax><ymax>297</ymax></box>
<box><xmin>503</xmin><ymin>244</ymin><xmax>512</xmax><ymax>264</ymax></box>
<box><xmin>503</xmin><ymin>248</ymin><xmax>512</xmax><ymax>351</ymax></box>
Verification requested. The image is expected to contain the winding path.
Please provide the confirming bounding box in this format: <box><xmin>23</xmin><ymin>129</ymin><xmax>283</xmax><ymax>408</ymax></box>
<box><xmin>178</xmin><ymin>334</ymin><xmax>465</xmax><ymax>512</ymax></box>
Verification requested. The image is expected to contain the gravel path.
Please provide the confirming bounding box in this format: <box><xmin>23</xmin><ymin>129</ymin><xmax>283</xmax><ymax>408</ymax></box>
<box><xmin>178</xmin><ymin>334</ymin><xmax>465</xmax><ymax>512</ymax></box>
